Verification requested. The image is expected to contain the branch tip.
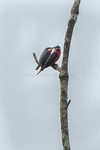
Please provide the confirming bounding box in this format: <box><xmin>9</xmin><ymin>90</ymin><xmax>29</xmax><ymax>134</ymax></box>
<box><xmin>66</xmin><ymin>100</ymin><xmax>71</xmax><ymax>108</ymax></box>
<box><xmin>33</xmin><ymin>53</ymin><xmax>39</xmax><ymax>64</ymax></box>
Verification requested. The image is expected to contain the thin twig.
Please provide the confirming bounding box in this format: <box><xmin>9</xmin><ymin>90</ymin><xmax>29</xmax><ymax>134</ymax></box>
<box><xmin>33</xmin><ymin>53</ymin><xmax>39</xmax><ymax>64</ymax></box>
<box><xmin>66</xmin><ymin>100</ymin><xmax>71</xmax><ymax>109</ymax></box>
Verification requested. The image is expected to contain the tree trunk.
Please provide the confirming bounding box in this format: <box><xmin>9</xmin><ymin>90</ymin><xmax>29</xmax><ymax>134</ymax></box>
<box><xmin>59</xmin><ymin>0</ymin><xmax>81</xmax><ymax>150</ymax></box>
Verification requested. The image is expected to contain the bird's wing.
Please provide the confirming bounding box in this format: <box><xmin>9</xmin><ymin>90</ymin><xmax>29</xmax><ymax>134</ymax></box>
<box><xmin>39</xmin><ymin>50</ymin><xmax>51</xmax><ymax>65</ymax></box>
<box><xmin>43</xmin><ymin>52</ymin><xmax>58</xmax><ymax>69</ymax></box>
<box><xmin>36</xmin><ymin>50</ymin><xmax>50</xmax><ymax>70</ymax></box>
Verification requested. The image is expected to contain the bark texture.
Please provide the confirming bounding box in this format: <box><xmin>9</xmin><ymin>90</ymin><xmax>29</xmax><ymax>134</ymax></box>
<box><xmin>59</xmin><ymin>0</ymin><xmax>81</xmax><ymax>150</ymax></box>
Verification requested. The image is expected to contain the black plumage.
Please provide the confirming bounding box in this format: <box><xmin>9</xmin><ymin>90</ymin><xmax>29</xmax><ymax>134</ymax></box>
<box><xmin>35</xmin><ymin>47</ymin><xmax>52</xmax><ymax>70</ymax></box>
<box><xmin>42</xmin><ymin>52</ymin><xmax>58</xmax><ymax>69</ymax></box>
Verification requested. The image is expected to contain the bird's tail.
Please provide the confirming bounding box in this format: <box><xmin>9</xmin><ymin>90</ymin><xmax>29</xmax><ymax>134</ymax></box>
<box><xmin>37</xmin><ymin>68</ymin><xmax>43</xmax><ymax>75</ymax></box>
<box><xmin>36</xmin><ymin>66</ymin><xmax>46</xmax><ymax>75</ymax></box>
<box><xmin>35</xmin><ymin>63</ymin><xmax>41</xmax><ymax>70</ymax></box>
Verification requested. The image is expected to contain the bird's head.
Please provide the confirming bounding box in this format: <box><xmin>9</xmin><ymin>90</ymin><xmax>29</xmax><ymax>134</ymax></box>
<box><xmin>45</xmin><ymin>47</ymin><xmax>53</xmax><ymax>53</ymax></box>
<box><xmin>53</xmin><ymin>45</ymin><xmax>61</xmax><ymax>55</ymax></box>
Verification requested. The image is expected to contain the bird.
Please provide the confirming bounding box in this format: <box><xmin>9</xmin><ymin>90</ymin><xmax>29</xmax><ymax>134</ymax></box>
<box><xmin>37</xmin><ymin>45</ymin><xmax>61</xmax><ymax>75</ymax></box>
<box><xmin>35</xmin><ymin>47</ymin><xmax>53</xmax><ymax>70</ymax></box>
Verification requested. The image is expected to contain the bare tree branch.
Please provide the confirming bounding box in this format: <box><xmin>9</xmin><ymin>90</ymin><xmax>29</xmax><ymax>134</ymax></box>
<box><xmin>33</xmin><ymin>1</ymin><xmax>81</xmax><ymax>149</ymax></box>
<box><xmin>59</xmin><ymin>0</ymin><xmax>81</xmax><ymax>150</ymax></box>
<box><xmin>51</xmin><ymin>64</ymin><xmax>61</xmax><ymax>72</ymax></box>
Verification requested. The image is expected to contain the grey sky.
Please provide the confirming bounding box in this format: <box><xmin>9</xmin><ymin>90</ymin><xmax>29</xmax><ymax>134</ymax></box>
<box><xmin>0</xmin><ymin>0</ymin><xmax>100</xmax><ymax>150</ymax></box>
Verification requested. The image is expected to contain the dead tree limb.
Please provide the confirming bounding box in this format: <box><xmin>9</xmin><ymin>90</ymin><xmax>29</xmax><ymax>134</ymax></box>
<box><xmin>33</xmin><ymin>0</ymin><xmax>81</xmax><ymax>149</ymax></box>
<box><xmin>59</xmin><ymin>0</ymin><xmax>81</xmax><ymax>150</ymax></box>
